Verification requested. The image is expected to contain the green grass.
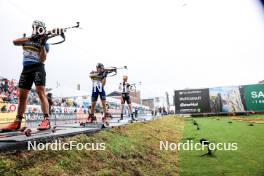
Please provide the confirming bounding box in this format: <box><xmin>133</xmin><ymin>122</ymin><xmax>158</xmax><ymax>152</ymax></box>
<box><xmin>0</xmin><ymin>116</ymin><xmax>184</xmax><ymax>176</ymax></box>
<box><xmin>179</xmin><ymin>117</ymin><xmax>264</xmax><ymax>176</ymax></box>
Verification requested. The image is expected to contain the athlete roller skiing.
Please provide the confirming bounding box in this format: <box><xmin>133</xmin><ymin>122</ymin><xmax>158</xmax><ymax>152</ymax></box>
<box><xmin>119</xmin><ymin>76</ymin><xmax>136</xmax><ymax>121</ymax></box>
<box><xmin>87</xmin><ymin>63</ymin><xmax>110</xmax><ymax>126</ymax></box>
<box><xmin>1</xmin><ymin>20</ymin><xmax>51</xmax><ymax>132</ymax></box>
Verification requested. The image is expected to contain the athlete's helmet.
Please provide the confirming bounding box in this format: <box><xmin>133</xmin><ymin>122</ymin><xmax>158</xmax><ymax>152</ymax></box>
<box><xmin>32</xmin><ymin>20</ymin><xmax>46</xmax><ymax>29</ymax></box>
<box><xmin>96</xmin><ymin>63</ymin><xmax>104</xmax><ymax>69</ymax></box>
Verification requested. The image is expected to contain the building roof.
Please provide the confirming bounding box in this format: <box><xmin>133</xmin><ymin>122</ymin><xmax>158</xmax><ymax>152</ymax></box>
<box><xmin>107</xmin><ymin>91</ymin><xmax>121</xmax><ymax>97</ymax></box>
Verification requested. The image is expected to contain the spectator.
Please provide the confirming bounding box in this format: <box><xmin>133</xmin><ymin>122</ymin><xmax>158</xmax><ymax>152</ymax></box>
<box><xmin>0</xmin><ymin>76</ymin><xmax>83</xmax><ymax>108</ymax></box>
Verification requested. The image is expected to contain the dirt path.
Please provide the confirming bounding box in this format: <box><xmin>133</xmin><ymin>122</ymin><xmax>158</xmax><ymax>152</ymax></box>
<box><xmin>231</xmin><ymin>117</ymin><xmax>264</xmax><ymax>124</ymax></box>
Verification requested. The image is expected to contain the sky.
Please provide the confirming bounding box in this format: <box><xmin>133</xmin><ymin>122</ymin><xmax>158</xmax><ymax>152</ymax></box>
<box><xmin>0</xmin><ymin>0</ymin><xmax>264</xmax><ymax>101</ymax></box>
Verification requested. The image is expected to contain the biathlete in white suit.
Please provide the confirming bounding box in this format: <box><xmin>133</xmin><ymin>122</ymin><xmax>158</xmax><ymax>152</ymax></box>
<box><xmin>119</xmin><ymin>76</ymin><xmax>136</xmax><ymax>121</ymax></box>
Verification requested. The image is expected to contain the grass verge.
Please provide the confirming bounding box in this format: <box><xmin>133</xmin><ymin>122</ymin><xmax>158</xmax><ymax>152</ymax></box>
<box><xmin>0</xmin><ymin>116</ymin><xmax>184</xmax><ymax>176</ymax></box>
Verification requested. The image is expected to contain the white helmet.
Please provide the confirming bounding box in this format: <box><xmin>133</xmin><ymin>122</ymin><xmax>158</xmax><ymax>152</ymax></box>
<box><xmin>32</xmin><ymin>20</ymin><xmax>46</xmax><ymax>29</ymax></box>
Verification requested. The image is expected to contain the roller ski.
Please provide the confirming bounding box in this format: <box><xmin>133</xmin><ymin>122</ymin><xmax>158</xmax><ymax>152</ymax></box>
<box><xmin>119</xmin><ymin>114</ymin><xmax>124</xmax><ymax>121</ymax></box>
<box><xmin>118</xmin><ymin>114</ymin><xmax>132</xmax><ymax>124</ymax></box>
<box><xmin>21</xmin><ymin>126</ymin><xmax>57</xmax><ymax>137</ymax></box>
<box><xmin>101</xmin><ymin>113</ymin><xmax>110</xmax><ymax>128</ymax></box>
<box><xmin>0</xmin><ymin>117</ymin><xmax>23</xmax><ymax>133</ymax></box>
<box><xmin>85</xmin><ymin>114</ymin><xmax>97</xmax><ymax>123</ymax></box>
<box><xmin>0</xmin><ymin>118</ymin><xmax>56</xmax><ymax>137</ymax></box>
<box><xmin>130</xmin><ymin>113</ymin><xmax>137</xmax><ymax>123</ymax></box>
<box><xmin>79</xmin><ymin>114</ymin><xmax>101</xmax><ymax>129</ymax></box>
<box><xmin>25</xmin><ymin>118</ymin><xmax>56</xmax><ymax>137</ymax></box>
<box><xmin>0</xmin><ymin>117</ymin><xmax>27</xmax><ymax>137</ymax></box>
<box><xmin>80</xmin><ymin>114</ymin><xmax>97</xmax><ymax>126</ymax></box>
<box><xmin>0</xmin><ymin>127</ymin><xmax>29</xmax><ymax>138</ymax></box>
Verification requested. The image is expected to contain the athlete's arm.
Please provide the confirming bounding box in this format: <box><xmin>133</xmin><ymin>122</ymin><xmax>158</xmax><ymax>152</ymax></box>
<box><xmin>102</xmin><ymin>78</ymin><xmax>106</xmax><ymax>87</ymax></box>
<box><xmin>13</xmin><ymin>37</ymin><xmax>30</xmax><ymax>46</ymax></box>
<box><xmin>101</xmin><ymin>71</ymin><xmax>107</xmax><ymax>86</ymax></box>
<box><xmin>89</xmin><ymin>72</ymin><xmax>99</xmax><ymax>79</ymax></box>
<box><xmin>39</xmin><ymin>46</ymin><xmax>47</xmax><ymax>63</ymax></box>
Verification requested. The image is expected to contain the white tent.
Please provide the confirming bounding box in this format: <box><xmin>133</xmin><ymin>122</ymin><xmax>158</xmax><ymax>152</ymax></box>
<box><xmin>48</xmin><ymin>87</ymin><xmax>89</xmax><ymax>98</ymax></box>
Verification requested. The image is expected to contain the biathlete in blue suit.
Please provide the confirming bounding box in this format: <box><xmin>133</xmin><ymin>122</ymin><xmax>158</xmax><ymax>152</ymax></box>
<box><xmin>87</xmin><ymin>63</ymin><xmax>110</xmax><ymax>125</ymax></box>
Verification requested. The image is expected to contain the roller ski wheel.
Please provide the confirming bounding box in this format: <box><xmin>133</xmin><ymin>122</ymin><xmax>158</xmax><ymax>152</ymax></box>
<box><xmin>25</xmin><ymin>129</ymin><xmax>32</xmax><ymax>137</ymax></box>
<box><xmin>51</xmin><ymin>126</ymin><xmax>56</xmax><ymax>133</ymax></box>
<box><xmin>20</xmin><ymin>127</ymin><xmax>27</xmax><ymax>132</ymax></box>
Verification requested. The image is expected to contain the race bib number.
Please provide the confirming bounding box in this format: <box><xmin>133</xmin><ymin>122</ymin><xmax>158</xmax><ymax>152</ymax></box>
<box><xmin>93</xmin><ymin>81</ymin><xmax>103</xmax><ymax>92</ymax></box>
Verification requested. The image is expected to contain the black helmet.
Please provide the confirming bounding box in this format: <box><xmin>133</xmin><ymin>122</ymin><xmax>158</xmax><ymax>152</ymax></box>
<box><xmin>96</xmin><ymin>63</ymin><xmax>104</xmax><ymax>69</ymax></box>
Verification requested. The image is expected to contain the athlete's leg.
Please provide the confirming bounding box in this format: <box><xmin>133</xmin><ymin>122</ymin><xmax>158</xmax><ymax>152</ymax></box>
<box><xmin>91</xmin><ymin>88</ymin><xmax>99</xmax><ymax>114</ymax></box>
<box><xmin>91</xmin><ymin>101</ymin><xmax>97</xmax><ymax>114</ymax></box>
<box><xmin>100</xmin><ymin>89</ymin><xmax>109</xmax><ymax>125</ymax></box>
<box><xmin>17</xmin><ymin>88</ymin><xmax>30</xmax><ymax>117</ymax></box>
<box><xmin>121</xmin><ymin>103</ymin><xmax>125</xmax><ymax>114</ymax></box>
<box><xmin>126</xmin><ymin>96</ymin><xmax>135</xmax><ymax>120</ymax></box>
<box><xmin>36</xmin><ymin>86</ymin><xmax>51</xmax><ymax>130</ymax></box>
<box><xmin>128</xmin><ymin>103</ymin><xmax>133</xmax><ymax>115</ymax></box>
<box><xmin>86</xmin><ymin>90</ymin><xmax>98</xmax><ymax>122</ymax></box>
<box><xmin>126</xmin><ymin>95</ymin><xmax>133</xmax><ymax>116</ymax></box>
<box><xmin>34</xmin><ymin>66</ymin><xmax>50</xmax><ymax>129</ymax></box>
<box><xmin>17</xmin><ymin>69</ymin><xmax>33</xmax><ymax>118</ymax></box>
<box><xmin>101</xmin><ymin>100</ymin><xmax>107</xmax><ymax>115</ymax></box>
<box><xmin>36</xmin><ymin>86</ymin><xmax>49</xmax><ymax>117</ymax></box>
<box><xmin>100</xmin><ymin>88</ymin><xmax>107</xmax><ymax>116</ymax></box>
<box><xmin>120</xmin><ymin>104</ymin><xmax>124</xmax><ymax>118</ymax></box>
<box><xmin>101</xmin><ymin>99</ymin><xmax>110</xmax><ymax>125</ymax></box>
<box><xmin>120</xmin><ymin>94</ymin><xmax>125</xmax><ymax>119</ymax></box>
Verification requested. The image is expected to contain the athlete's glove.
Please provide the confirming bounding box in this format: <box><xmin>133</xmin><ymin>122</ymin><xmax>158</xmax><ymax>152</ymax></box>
<box><xmin>30</xmin><ymin>34</ymin><xmax>48</xmax><ymax>46</ymax></box>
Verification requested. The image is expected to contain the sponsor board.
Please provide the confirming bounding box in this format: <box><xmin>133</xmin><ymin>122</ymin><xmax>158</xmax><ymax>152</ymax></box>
<box><xmin>242</xmin><ymin>84</ymin><xmax>264</xmax><ymax>112</ymax></box>
<box><xmin>174</xmin><ymin>84</ymin><xmax>264</xmax><ymax>114</ymax></box>
<box><xmin>209</xmin><ymin>86</ymin><xmax>245</xmax><ymax>113</ymax></box>
<box><xmin>174</xmin><ymin>89</ymin><xmax>210</xmax><ymax>113</ymax></box>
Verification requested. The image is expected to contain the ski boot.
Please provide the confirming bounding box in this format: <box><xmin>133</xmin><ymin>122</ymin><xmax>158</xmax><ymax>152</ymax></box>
<box><xmin>38</xmin><ymin>115</ymin><xmax>51</xmax><ymax>130</ymax></box>
<box><xmin>131</xmin><ymin>113</ymin><xmax>136</xmax><ymax>123</ymax></box>
<box><xmin>120</xmin><ymin>114</ymin><xmax>123</xmax><ymax>121</ymax></box>
<box><xmin>86</xmin><ymin>114</ymin><xmax>97</xmax><ymax>123</ymax></box>
<box><xmin>102</xmin><ymin>113</ymin><xmax>110</xmax><ymax>127</ymax></box>
<box><xmin>0</xmin><ymin>115</ymin><xmax>23</xmax><ymax>132</ymax></box>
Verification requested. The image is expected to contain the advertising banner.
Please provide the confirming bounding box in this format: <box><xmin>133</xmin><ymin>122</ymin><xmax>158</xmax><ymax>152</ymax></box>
<box><xmin>174</xmin><ymin>89</ymin><xmax>210</xmax><ymax>113</ymax></box>
<box><xmin>209</xmin><ymin>86</ymin><xmax>245</xmax><ymax>113</ymax></box>
<box><xmin>175</xmin><ymin>84</ymin><xmax>264</xmax><ymax>114</ymax></box>
<box><xmin>242</xmin><ymin>84</ymin><xmax>264</xmax><ymax>112</ymax></box>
